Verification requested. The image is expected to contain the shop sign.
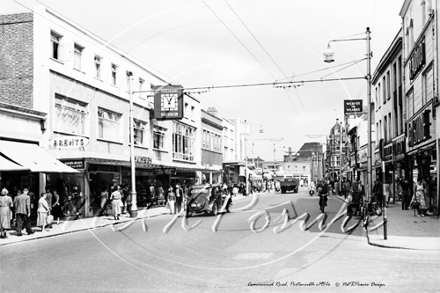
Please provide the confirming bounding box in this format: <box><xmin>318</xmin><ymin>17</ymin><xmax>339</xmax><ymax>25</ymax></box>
<box><xmin>89</xmin><ymin>164</ymin><xmax>120</xmax><ymax>173</ymax></box>
<box><xmin>357</xmin><ymin>147</ymin><xmax>367</xmax><ymax>163</ymax></box>
<box><xmin>49</xmin><ymin>136</ymin><xmax>89</xmax><ymax>149</ymax></box>
<box><xmin>409</xmin><ymin>38</ymin><xmax>425</xmax><ymax>80</ymax></box>
<box><xmin>61</xmin><ymin>159</ymin><xmax>84</xmax><ymax>169</ymax></box>
<box><xmin>408</xmin><ymin>110</ymin><xmax>431</xmax><ymax>147</ymax></box>
<box><xmin>383</xmin><ymin>143</ymin><xmax>393</xmax><ymax>162</ymax></box>
<box><xmin>344</xmin><ymin>99</ymin><xmax>363</xmax><ymax>114</ymax></box>
<box><xmin>153</xmin><ymin>168</ymin><xmax>176</xmax><ymax>175</ymax></box>
<box><xmin>393</xmin><ymin>136</ymin><xmax>405</xmax><ymax>155</ymax></box>
<box><xmin>350</xmin><ymin>154</ymin><xmax>356</xmax><ymax>167</ymax></box>
<box><xmin>374</xmin><ymin>151</ymin><xmax>382</xmax><ymax>165</ymax></box>
<box><xmin>135</xmin><ymin>156</ymin><xmax>152</xmax><ymax>166</ymax></box>
<box><xmin>153</xmin><ymin>85</ymin><xmax>184</xmax><ymax>120</ymax></box>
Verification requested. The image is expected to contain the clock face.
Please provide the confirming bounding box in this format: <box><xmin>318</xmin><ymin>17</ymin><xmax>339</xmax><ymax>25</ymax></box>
<box><xmin>161</xmin><ymin>93</ymin><xmax>178</xmax><ymax>111</ymax></box>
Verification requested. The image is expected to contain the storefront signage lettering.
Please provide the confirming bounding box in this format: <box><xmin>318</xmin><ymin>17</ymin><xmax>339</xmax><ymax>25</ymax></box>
<box><xmin>153</xmin><ymin>168</ymin><xmax>176</xmax><ymax>175</ymax></box>
<box><xmin>153</xmin><ymin>85</ymin><xmax>184</xmax><ymax>120</ymax></box>
<box><xmin>409</xmin><ymin>39</ymin><xmax>425</xmax><ymax>80</ymax></box>
<box><xmin>357</xmin><ymin>148</ymin><xmax>367</xmax><ymax>163</ymax></box>
<box><xmin>134</xmin><ymin>156</ymin><xmax>152</xmax><ymax>166</ymax></box>
<box><xmin>408</xmin><ymin>110</ymin><xmax>431</xmax><ymax>147</ymax></box>
<box><xmin>344</xmin><ymin>100</ymin><xmax>363</xmax><ymax>114</ymax></box>
<box><xmin>383</xmin><ymin>144</ymin><xmax>393</xmax><ymax>161</ymax></box>
<box><xmin>392</xmin><ymin>136</ymin><xmax>405</xmax><ymax>155</ymax></box>
<box><xmin>50</xmin><ymin>136</ymin><xmax>89</xmax><ymax>149</ymax></box>
<box><xmin>61</xmin><ymin>159</ymin><xmax>84</xmax><ymax>169</ymax></box>
<box><xmin>89</xmin><ymin>164</ymin><xmax>120</xmax><ymax>173</ymax></box>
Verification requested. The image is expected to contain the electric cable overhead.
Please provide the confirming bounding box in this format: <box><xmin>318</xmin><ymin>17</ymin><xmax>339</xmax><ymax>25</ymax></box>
<box><xmin>222</xmin><ymin>0</ymin><xmax>313</xmax><ymax>133</ymax></box>
<box><xmin>201</xmin><ymin>0</ymin><xmax>277</xmax><ymax>80</ymax></box>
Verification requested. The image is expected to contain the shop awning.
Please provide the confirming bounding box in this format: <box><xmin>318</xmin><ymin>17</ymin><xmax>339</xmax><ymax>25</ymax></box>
<box><xmin>0</xmin><ymin>155</ymin><xmax>28</xmax><ymax>171</ymax></box>
<box><xmin>0</xmin><ymin>141</ymin><xmax>79</xmax><ymax>173</ymax></box>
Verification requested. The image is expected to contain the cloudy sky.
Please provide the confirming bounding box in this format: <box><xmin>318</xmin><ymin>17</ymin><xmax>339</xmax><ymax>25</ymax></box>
<box><xmin>3</xmin><ymin>0</ymin><xmax>404</xmax><ymax>161</ymax></box>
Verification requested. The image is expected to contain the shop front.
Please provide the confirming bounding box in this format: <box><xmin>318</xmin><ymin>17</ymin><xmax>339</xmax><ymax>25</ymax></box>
<box><xmin>406</xmin><ymin>107</ymin><xmax>437</xmax><ymax>215</ymax></box>
<box><xmin>0</xmin><ymin>140</ymin><xmax>79</xmax><ymax>220</ymax></box>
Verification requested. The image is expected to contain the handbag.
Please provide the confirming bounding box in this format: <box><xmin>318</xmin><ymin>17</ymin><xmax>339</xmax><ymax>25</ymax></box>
<box><xmin>411</xmin><ymin>201</ymin><xmax>420</xmax><ymax>209</ymax></box>
<box><xmin>47</xmin><ymin>214</ymin><xmax>54</xmax><ymax>225</ymax></box>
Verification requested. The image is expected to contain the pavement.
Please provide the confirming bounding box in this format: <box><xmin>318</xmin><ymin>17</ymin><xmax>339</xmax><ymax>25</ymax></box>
<box><xmin>1</xmin><ymin>191</ymin><xmax>439</xmax><ymax>251</ymax></box>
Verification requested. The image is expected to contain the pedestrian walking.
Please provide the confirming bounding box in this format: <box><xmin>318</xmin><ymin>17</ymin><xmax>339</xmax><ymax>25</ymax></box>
<box><xmin>110</xmin><ymin>185</ymin><xmax>123</xmax><ymax>220</ymax></box>
<box><xmin>348</xmin><ymin>179</ymin><xmax>364</xmax><ymax>216</ymax></box>
<box><xmin>100</xmin><ymin>187</ymin><xmax>109</xmax><ymax>216</ymax></box>
<box><xmin>52</xmin><ymin>190</ymin><xmax>62</xmax><ymax>224</ymax></box>
<box><xmin>401</xmin><ymin>178</ymin><xmax>411</xmax><ymax>210</ymax></box>
<box><xmin>45</xmin><ymin>188</ymin><xmax>53</xmax><ymax>229</ymax></box>
<box><xmin>37</xmin><ymin>193</ymin><xmax>50</xmax><ymax>232</ymax></box>
<box><xmin>167</xmin><ymin>187</ymin><xmax>176</xmax><ymax>214</ymax></box>
<box><xmin>372</xmin><ymin>176</ymin><xmax>384</xmax><ymax>207</ymax></box>
<box><xmin>0</xmin><ymin>188</ymin><xmax>13</xmax><ymax>238</ymax></box>
<box><xmin>410</xmin><ymin>177</ymin><xmax>428</xmax><ymax>217</ymax></box>
<box><xmin>175</xmin><ymin>183</ymin><xmax>184</xmax><ymax>213</ymax></box>
<box><xmin>157</xmin><ymin>185</ymin><xmax>165</xmax><ymax>207</ymax></box>
<box><xmin>316</xmin><ymin>179</ymin><xmax>329</xmax><ymax>213</ymax></box>
<box><xmin>13</xmin><ymin>187</ymin><xmax>33</xmax><ymax>236</ymax></box>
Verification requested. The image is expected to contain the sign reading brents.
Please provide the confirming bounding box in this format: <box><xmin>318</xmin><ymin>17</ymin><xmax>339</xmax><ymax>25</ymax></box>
<box><xmin>409</xmin><ymin>38</ymin><xmax>425</xmax><ymax>80</ymax></box>
<box><xmin>153</xmin><ymin>85</ymin><xmax>184</xmax><ymax>120</ymax></box>
<box><xmin>408</xmin><ymin>110</ymin><xmax>431</xmax><ymax>147</ymax></box>
<box><xmin>344</xmin><ymin>100</ymin><xmax>363</xmax><ymax>114</ymax></box>
<box><xmin>50</xmin><ymin>136</ymin><xmax>89</xmax><ymax>149</ymax></box>
<box><xmin>153</xmin><ymin>168</ymin><xmax>176</xmax><ymax>175</ymax></box>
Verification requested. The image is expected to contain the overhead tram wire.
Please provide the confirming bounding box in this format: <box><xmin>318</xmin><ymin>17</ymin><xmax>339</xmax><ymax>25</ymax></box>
<box><xmin>201</xmin><ymin>0</ymin><xmax>277</xmax><ymax>80</ymax></box>
<box><xmin>223</xmin><ymin>0</ymin><xmax>313</xmax><ymax>133</ymax></box>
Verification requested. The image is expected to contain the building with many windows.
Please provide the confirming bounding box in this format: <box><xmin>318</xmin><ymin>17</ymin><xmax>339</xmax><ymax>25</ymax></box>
<box><xmin>0</xmin><ymin>6</ymin><xmax>206</xmax><ymax>217</ymax></box>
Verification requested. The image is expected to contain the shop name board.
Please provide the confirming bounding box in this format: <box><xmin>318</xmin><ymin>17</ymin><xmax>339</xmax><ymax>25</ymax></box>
<box><xmin>383</xmin><ymin>144</ymin><xmax>393</xmax><ymax>161</ymax></box>
<box><xmin>89</xmin><ymin>164</ymin><xmax>120</xmax><ymax>173</ymax></box>
<box><xmin>344</xmin><ymin>100</ymin><xmax>363</xmax><ymax>114</ymax></box>
<box><xmin>409</xmin><ymin>39</ymin><xmax>425</xmax><ymax>80</ymax></box>
<box><xmin>153</xmin><ymin>168</ymin><xmax>176</xmax><ymax>175</ymax></box>
<box><xmin>393</xmin><ymin>136</ymin><xmax>405</xmax><ymax>155</ymax></box>
<box><xmin>153</xmin><ymin>85</ymin><xmax>184</xmax><ymax>120</ymax></box>
<box><xmin>135</xmin><ymin>156</ymin><xmax>152</xmax><ymax>166</ymax></box>
<box><xmin>408</xmin><ymin>110</ymin><xmax>431</xmax><ymax>147</ymax></box>
<box><xmin>61</xmin><ymin>159</ymin><xmax>84</xmax><ymax>169</ymax></box>
<box><xmin>50</xmin><ymin>136</ymin><xmax>89</xmax><ymax>149</ymax></box>
<box><xmin>357</xmin><ymin>148</ymin><xmax>367</xmax><ymax>163</ymax></box>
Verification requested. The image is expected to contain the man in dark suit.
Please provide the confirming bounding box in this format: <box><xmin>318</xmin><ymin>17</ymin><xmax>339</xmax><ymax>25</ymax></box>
<box><xmin>14</xmin><ymin>187</ymin><xmax>34</xmax><ymax>236</ymax></box>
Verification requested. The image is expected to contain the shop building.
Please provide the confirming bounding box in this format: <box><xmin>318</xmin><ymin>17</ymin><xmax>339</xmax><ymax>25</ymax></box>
<box><xmin>0</xmin><ymin>7</ymin><xmax>205</xmax><ymax>218</ymax></box>
<box><xmin>325</xmin><ymin>119</ymin><xmax>347</xmax><ymax>183</ymax></box>
<box><xmin>372</xmin><ymin>28</ymin><xmax>404</xmax><ymax>198</ymax></box>
<box><xmin>200</xmin><ymin>108</ymin><xmax>223</xmax><ymax>183</ymax></box>
<box><xmin>400</xmin><ymin>0</ymin><xmax>438</xmax><ymax>215</ymax></box>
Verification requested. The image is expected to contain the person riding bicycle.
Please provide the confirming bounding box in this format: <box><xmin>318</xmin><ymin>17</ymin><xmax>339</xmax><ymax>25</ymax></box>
<box><xmin>316</xmin><ymin>179</ymin><xmax>329</xmax><ymax>213</ymax></box>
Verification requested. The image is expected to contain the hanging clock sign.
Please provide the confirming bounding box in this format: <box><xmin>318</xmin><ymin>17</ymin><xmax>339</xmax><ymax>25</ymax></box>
<box><xmin>153</xmin><ymin>85</ymin><xmax>184</xmax><ymax>120</ymax></box>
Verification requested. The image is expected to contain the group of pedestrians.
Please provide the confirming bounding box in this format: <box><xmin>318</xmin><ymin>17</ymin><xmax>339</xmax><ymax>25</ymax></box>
<box><xmin>0</xmin><ymin>187</ymin><xmax>63</xmax><ymax>238</ymax></box>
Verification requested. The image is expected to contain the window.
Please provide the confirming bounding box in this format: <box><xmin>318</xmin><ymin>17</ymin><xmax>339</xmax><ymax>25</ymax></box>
<box><xmin>130</xmin><ymin>119</ymin><xmax>147</xmax><ymax>146</ymax></box>
<box><xmin>384</xmin><ymin>116</ymin><xmax>387</xmax><ymax>142</ymax></box>
<box><xmin>386</xmin><ymin>71</ymin><xmax>391</xmax><ymax>101</ymax></box>
<box><xmin>139</xmin><ymin>78</ymin><xmax>145</xmax><ymax>100</ymax></box>
<box><xmin>407</xmin><ymin>90</ymin><xmax>414</xmax><ymax>118</ymax></box>
<box><xmin>382</xmin><ymin>76</ymin><xmax>386</xmax><ymax>104</ymax></box>
<box><xmin>423</xmin><ymin>65</ymin><xmax>433</xmax><ymax>104</ymax></box>
<box><xmin>111</xmin><ymin>64</ymin><xmax>118</xmax><ymax>86</ymax></box>
<box><xmin>153</xmin><ymin>128</ymin><xmax>165</xmax><ymax>150</ymax></box>
<box><xmin>172</xmin><ymin>121</ymin><xmax>195</xmax><ymax>161</ymax></box>
<box><xmin>54</xmin><ymin>94</ymin><xmax>88</xmax><ymax>135</ymax></box>
<box><xmin>74</xmin><ymin>43</ymin><xmax>83</xmax><ymax>70</ymax></box>
<box><xmin>51</xmin><ymin>31</ymin><xmax>62</xmax><ymax>60</ymax></box>
<box><xmin>94</xmin><ymin>56</ymin><xmax>102</xmax><ymax>79</ymax></box>
<box><xmin>97</xmin><ymin>108</ymin><xmax>121</xmax><ymax>141</ymax></box>
<box><xmin>191</xmin><ymin>106</ymin><xmax>195</xmax><ymax>120</ymax></box>
<box><xmin>388</xmin><ymin>113</ymin><xmax>392</xmax><ymax>140</ymax></box>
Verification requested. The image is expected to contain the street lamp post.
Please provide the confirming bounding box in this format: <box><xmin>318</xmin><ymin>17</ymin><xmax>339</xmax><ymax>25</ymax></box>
<box><xmin>325</xmin><ymin>28</ymin><xmax>384</xmax><ymax>238</ymax></box>
<box><xmin>324</xmin><ymin>27</ymin><xmax>373</xmax><ymax>200</ymax></box>
<box><xmin>128</xmin><ymin>71</ymin><xmax>137</xmax><ymax>218</ymax></box>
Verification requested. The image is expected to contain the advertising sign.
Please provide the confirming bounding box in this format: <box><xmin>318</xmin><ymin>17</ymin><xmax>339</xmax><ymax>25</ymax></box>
<box><xmin>61</xmin><ymin>159</ymin><xmax>85</xmax><ymax>169</ymax></box>
<box><xmin>153</xmin><ymin>85</ymin><xmax>184</xmax><ymax>120</ymax></box>
<box><xmin>344</xmin><ymin>100</ymin><xmax>363</xmax><ymax>114</ymax></box>
<box><xmin>153</xmin><ymin>168</ymin><xmax>176</xmax><ymax>175</ymax></box>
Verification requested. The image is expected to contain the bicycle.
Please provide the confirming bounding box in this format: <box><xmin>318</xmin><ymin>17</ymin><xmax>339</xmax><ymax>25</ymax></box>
<box><xmin>360</xmin><ymin>197</ymin><xmax>382</xmax><ymax>229</ymax></box>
